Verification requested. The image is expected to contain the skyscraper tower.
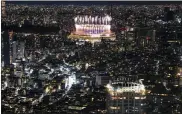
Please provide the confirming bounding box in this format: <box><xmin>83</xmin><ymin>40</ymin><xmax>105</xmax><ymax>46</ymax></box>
<box><xmin>9</xmin><ymin>31</ymin><xmax>14</xmax><ymax>64</ymax></box>
<box><xmin>17</xmin><ymin>42</ymin><xmax>25</xmax><ymax>59</ymax></box>
<box><xmin>2</xmin><ymin>30</ymin><xmax>17</xmax><ymax>65</ymax></box>
<box><xmin>12</xmin><ymin>41</ymin><xmax>17</xmax><ymax>63</ymax></box>
<box><xmin>2</xmin><ymin>31</ymin><xmax>10</xmax><ymax>66</ymax></box>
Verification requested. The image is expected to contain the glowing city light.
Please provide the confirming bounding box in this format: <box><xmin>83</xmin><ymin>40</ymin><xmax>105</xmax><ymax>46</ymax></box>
<box><xmin>74</xmin><ymin>15</ymin><xmax>112</xmax><ymax>37</ymax></box>
<box><xmin>106</xmin><ymin>82</ymin><xmax>146</xmax><ymax>95</ymax></box>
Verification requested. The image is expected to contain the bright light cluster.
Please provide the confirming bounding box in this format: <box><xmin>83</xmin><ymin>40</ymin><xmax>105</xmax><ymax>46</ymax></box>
<box><xmin>65</xmin><ymin>73</ymin><xmax>76</xmax><ymax>90</ymax></box>
<box><xmin>74</xmin><ymin>15</ymin><xmax>112</xmax><ymax>25</ymax></box>
<box><xmin>74</xmin><ymin>15</ymin><xmax>112</xmax><ymax>37</ymax></box>
<box><xmin>106</xmin><ymin>82</ymin><xmax>146</xmax><ymax>95</ymax></box>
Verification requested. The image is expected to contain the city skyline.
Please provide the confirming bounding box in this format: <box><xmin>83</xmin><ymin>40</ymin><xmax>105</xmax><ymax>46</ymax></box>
<box><xmin>1</xmin><ymin>1</ymin><xmax>182</xmax><ymax>114</ymax></box>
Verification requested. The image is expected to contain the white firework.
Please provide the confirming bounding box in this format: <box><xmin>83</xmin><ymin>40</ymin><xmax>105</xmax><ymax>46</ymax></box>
<box><xmin>81</xmin><ymin>16</ymin><xmax>83</xmax><ymax>23</ymax></box>
<box><xmin>95</xmin><ymin>16</ymin><xmax>97</xmax><ymax>24</ymax></box>
<box><xmin>99</xmin><ymin>17</ymin><xmax>101</xmax><ymax>24</ymax></box>
<box><xmin>74</xmin><ymin>17</ymin><xmax>78</xmax><ymax>23</ymax></box>
<box><xmin>105</xmin><ymin>15</ymin><xmax>112</xmax><ymax>22</ymax></box>
<box><xmin>105</xmin><ymin>18</ymin><xmax>108</xmax><ymax>25</ymax></box>
<box><xmin>85</xmin><ymin>15</ymin><xmax>88</xmax><ymax>23</ymax></box>
<box><xmin>92</xmin><ymin>17</ymin><xmax>94</xmax><ymax>23</ymax></box>
<box><xmin>79</xmin><ymin>16</ymin><xmax>81</xmax><ymax>23</ymax></box>
<box><xmin>102</xmin><ymin>17</ymin><xmax>105</xmax><ymax>25</ymax></box>
<box><xmin>89</xmin><ymin>16</ymin><xmax>91</xmax><ymax>24</ymax></box>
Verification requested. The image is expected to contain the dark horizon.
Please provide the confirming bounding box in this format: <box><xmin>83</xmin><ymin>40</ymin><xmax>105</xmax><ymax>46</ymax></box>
<box><xmin>6</xmin><ymin>1</ymin><xmax>182</xmax><ymax>6</ymax></box>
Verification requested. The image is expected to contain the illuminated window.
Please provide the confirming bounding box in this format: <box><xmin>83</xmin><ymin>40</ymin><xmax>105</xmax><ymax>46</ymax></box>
<box><xmin>169</xmin><ymin>67</ymin><xmax>173</xmax><ymax>70</ymax></box>
<box><xmin>110</xmin><ymin>107</ymin><xmax>120</xmax><ymax>110</ymax></box>
<box><xmin>135</xmin><ymin>97</ymin><xmax>140</xmax><ymax>99</ymax></box>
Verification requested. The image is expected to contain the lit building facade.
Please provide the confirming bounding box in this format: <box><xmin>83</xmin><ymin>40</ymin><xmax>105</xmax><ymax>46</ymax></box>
<box><xmin>68</xmin><ymin>15</ymin><xmax>115</xmax><ymax>43</ymax></box>
<box><xmin>106</xmin><ymin>80</ymin><xmax>146</xmax><ymax>114</ymax></box>
<box><xmin>13</xmin><ymin>59</ymin><xmax>25</xmax><ymax>87</ymax></box>
<box><xmin>17</xmin><ymin>42</ymin><xmax>25</xmax><ymax>59</ymax></box>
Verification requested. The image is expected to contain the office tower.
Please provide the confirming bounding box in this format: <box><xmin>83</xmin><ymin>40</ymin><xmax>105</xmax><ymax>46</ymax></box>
<box><xmin>96</xmin><ymin>75</ymin><xmax>102</xmax><ymax>86</ymax></box>
<box><xmin>96</xmin><ymin>75</ymin><xmax>110</xmax><ymax>86</ymax></box>
<box><xmin>164</xmin><ymin>7</ymin><xmax>170</xmax><ymax>12</ymax></box>
<box><xmin>135</xmin><ymin>27</ymin><xmax>156</xmax><ymax>48</ymax></box>
<box><xmin>14</xmin><ymin>59</ymin><xmax>24</xmax><ymax>87</ymax></box>
<box><xmin>17</xmin><ymin>42</ymin><xmax>25</xmax><ymax>59</ymax></box>
<box><xmin>164</xmin><ymin>7</ymin><xmax>175</xmax><ymax>22</ymax></box>
<box><xmin>9</xmin><ymin>31</ymin><xmax>15</xmax><ymax>64</ymax></box>
<box><xmin>12</xmin><ymin>41</ymin><xmax>17</xmax><ymax>63</ymax></box>
<box><xmin>106</xmin><ymin>79</ymin><xmax>146</xmax><ymax>114</ymax></box>
<box><xmin>20</xmin><ymin>42</ymin><xmax>25</xmax><ymax>59</ymax></box>
<box><xmin>166</xmin><ymin>11</ymin><xmax>175</xmax><ymax>21</ymax></box>
<box><xmin>135</xmin><ymin>27</ymin><xmax>147</xmax><ymax>47</ymax></box>
<box><xmin>125</xmin><ymin>27</ymin><xmax>136</xmax><ymax>51</ymax></box>
<box><xmin>2</xmin><ymin>31</ymin><xmax>10</xmax><ymax>66</ymax></box>
<box><xmin>152</xmin><ymin>30</ymin><xmax>156</xmax><ymax>42</ymax></box>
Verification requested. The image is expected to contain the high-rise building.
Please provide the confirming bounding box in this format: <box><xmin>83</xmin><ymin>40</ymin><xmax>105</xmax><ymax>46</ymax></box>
<box><xmin>95</xmin><ymin>75</ymin><xmax>110</xmax><ymax>86</ymax></box>
<box><xmin>135</xmin><ymin>27</ymin><xmax>156</xmax><ymax>48</ymax></box>
<box><xmin>12</xmin><ymin>41</ymin><xmax>17</xmax><ymax>63</ymax></box>
<box><xmin>11</xmin><ymin>34</ymin><xmax>18</xmax><ymax>63</ymax></box>
<box><xmin>106</xmin><ymin>79</ymin><xmax>146</xmax><ymax>114</ymax></box>
<box><xmin>9</xmin><ymin>31</ymin><xmax>15</xmax><ymax>64</ymax></box>
<box><xmin>2</xmin><ymin>31</ymin><xmax>10</xmax><ymax>66</ymax></box>
<box><xmin>164</xmin><ymin>7</ymin><xmax>175</xmax><ymax>22</ymax></box>
<box><xmin>19</xmin><ymin>42</ymin><xmax>25</xmax><ymax>59</ymax></box>
<box><xmin>14</xmin><ymin>59</ymin><xmax>25</xmax><ymax>87</ymax></box>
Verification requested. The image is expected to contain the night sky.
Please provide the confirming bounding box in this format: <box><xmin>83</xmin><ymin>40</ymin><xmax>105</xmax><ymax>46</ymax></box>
<box><xmin>6</xmin><ymin>1</ymin><xmax>182</xmax><ymax>6</ymax></box>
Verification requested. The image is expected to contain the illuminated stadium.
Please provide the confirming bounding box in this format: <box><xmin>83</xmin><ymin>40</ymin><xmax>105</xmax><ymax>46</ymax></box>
<box><xmin>68</xmin><ymin>15</ymin><xmax>116</xmax><ymax>43</ymax></box>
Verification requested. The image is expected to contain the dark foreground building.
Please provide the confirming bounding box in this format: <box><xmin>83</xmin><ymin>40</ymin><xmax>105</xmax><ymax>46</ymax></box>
<box><xmin>2</xmin><ymin>31</ymin><xmax>10</xmax><ymax>66</ymax></box>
